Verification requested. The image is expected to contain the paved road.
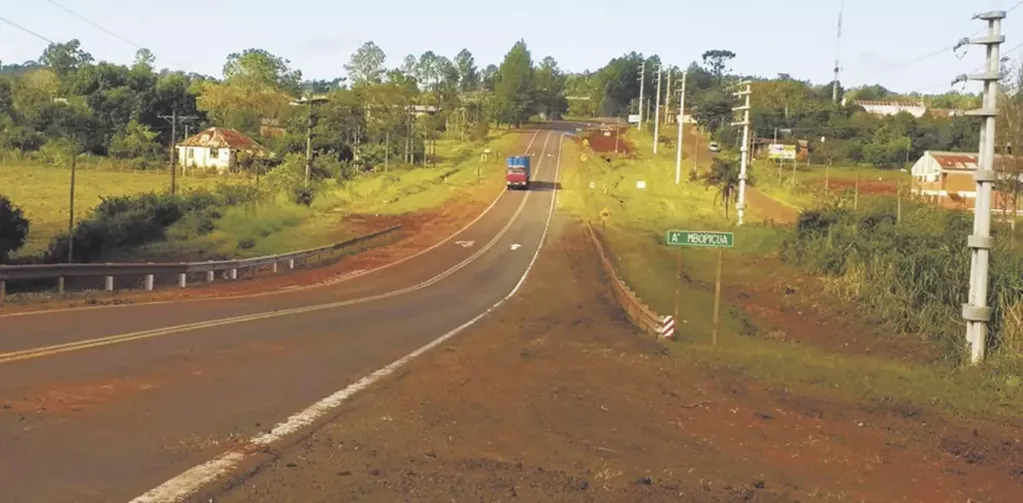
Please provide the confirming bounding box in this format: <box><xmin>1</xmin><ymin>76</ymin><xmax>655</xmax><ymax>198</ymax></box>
<box><xmin>0</xmin><ymin>128</ymin><xmax>566</xmax><ymax>503</ymax></box>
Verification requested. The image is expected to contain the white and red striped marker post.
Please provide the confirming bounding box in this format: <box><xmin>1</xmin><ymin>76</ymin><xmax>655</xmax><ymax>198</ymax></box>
<box><xmin>658</xmin><ymin>315</ymin><xmax>676</xmax><ymax>339</ymax></box>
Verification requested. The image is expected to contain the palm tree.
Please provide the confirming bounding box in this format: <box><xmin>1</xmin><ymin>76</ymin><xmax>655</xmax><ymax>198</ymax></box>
<box><xmin>702</xmin><ymin>156</ymin><xmax>752</xmax><ymax>219</ymax></box>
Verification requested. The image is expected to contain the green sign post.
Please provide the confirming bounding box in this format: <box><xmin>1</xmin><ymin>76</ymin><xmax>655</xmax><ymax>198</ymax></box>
<box><xmin>666</xmin><ymin>230</ymin><xmax>734</xmax><ymax>248</ymax></box>
<box><xmin>664</xmin><ymin>230</ymin><xmax>735</xmax><ymax>346</ymax></box>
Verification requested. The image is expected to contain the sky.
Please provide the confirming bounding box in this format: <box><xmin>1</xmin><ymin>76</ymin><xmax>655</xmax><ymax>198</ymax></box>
<box><xmin>0</xmin><ymin>0</ymin><xmax>1020</xmax><ymax>95</ymax></box>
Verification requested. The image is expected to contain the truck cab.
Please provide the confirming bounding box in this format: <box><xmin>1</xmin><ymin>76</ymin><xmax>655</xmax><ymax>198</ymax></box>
<box><xmin>506</xmin><ymin>155</ymin><xmax>531</xmax><ymax>190</ymax></box>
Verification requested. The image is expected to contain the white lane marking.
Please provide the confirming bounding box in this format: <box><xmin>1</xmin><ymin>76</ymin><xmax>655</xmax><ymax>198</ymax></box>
<box><xmin>510</xmin><ymin>244</ymin><xmax>521</xmax><ymax>250</ymax></box>
<box><xmin>455</xmin><ymin>240</ymin><xmax>475</xmax><ymax>248</ymax></box>
<box><xmin>1</xmin><ymin>131</ymin><xmax>544</xmax><ymax>319</ymax></box>
<box><xmin>129</xmin><ymin>133</ymin><xmax>565</xmax><ymax>503</ymax></box>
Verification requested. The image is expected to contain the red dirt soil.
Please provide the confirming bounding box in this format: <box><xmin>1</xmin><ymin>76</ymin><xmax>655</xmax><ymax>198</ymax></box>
<box><xmin>587</xmin><ymin>128</ymin><xmax>633</xmax><ymax>155</ymax></box>
<box><xmin>817</xmin><ymin>179</ymin><xmax>898</xmax><ymax>196</ymax></box>
<box><xmin>216</xmin><ymin>222</ymin><xmax>1023</xmax><ymax>503</ymax></box>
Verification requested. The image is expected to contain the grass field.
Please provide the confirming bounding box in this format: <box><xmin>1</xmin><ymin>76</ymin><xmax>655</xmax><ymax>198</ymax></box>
<box><xmin>135</xmin><ymin>133</ymin><xmax>520</xmax><ymax>260</ymax></box>
<box><xmin>560</xmin><ymin>127</ymin><xmax>1023</xmax><ymax>422</ymax></box>
<box><xmin>754</xmin><ymin>160</ymin><xmax>911</xmax><ymax>210</ymax></box>
<box><xmin>0</xmin><ymin>164</ymin><xmax>245</xmax><ymax>256</ymax></box>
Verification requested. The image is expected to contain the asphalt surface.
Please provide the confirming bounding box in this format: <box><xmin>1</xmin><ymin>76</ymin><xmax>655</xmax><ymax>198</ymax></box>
<box><xmin>0</xmin><ymin>128</ymin><xmax>565</xmax><ymax>503</ymax></box>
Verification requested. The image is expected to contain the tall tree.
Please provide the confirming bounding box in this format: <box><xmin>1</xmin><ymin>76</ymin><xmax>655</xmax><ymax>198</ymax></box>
<box><xmin>455</xmin><ymin>49</ymin><xmax>479</xmax><ymax>92</ymax></box>
<box><xmin>701</xmin><ymin>49</ymin><xmax>736</xmax><ymax>83</ymax></box>
<box><xmin>534</xmin><ymin>56</ymin><xmax>568</xmax><ymax>120</ymax></box>
<box><xmin>345</xmin><ymin>41</ymin><xmax>387</xmax><ymax>86</ymax></box>
<box><xmin>40</xmin><ymin>40</ymin><xmax>93</xmax><ymax>78</ymax></box>
<box><xmin>493</xmin><ymin>40</ymin><xmax>535</xmax><ymax>126</ymax></box>
<box><xmin>223</xmin><ymin>48</ymin><xmax>302</xmax><ymax>93</ymax></box>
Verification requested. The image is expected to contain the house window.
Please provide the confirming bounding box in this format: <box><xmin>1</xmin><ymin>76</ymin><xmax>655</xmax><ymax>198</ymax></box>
<box><xmin>187</xmin><ymin>148</ymin><xmax>194</xmax><ymax>159</ymax></box>
<box><xmin>209</xmin><ymin>148</ymin><xmax>219</xmax><ymax>159</ymax></box>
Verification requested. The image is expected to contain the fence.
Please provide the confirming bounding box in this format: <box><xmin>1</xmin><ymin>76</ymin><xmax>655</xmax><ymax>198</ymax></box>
<box><xmin>0</xmin><ymin>225</ymin><xmax>403</xmax><ymax>306</ymax></box>
<box><xmin>584</xmin><ymin>222</ymin><xmax>673</xmax><ymax>338</ymax></box>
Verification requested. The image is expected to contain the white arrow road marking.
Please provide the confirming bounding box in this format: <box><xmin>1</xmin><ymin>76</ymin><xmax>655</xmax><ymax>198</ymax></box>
<box><xmin>455</xmin><ymin>240</ymin><xmax>475</xmax><ymax>248</ymax></box>
<box><xmin>510</xmin><ymin>244</ymin><xmax>521</xmax><ymax>250</ymax></box>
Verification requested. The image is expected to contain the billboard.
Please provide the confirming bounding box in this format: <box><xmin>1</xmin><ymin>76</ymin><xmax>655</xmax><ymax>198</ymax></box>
<box><xmin>768</xmin><ymin>144</ymin><xmax>797</xmax><ymax>160</ymax></box>
<box><xmin>627</xmin><ymin>114</ymin><xmax>641</xmax><ymax>124</ymax></box>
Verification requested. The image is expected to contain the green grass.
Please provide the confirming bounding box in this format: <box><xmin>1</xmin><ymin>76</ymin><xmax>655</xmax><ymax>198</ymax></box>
<box><xmin>135</xmin><ymin>133</ymin><xmax>520</xmax><ymax>260</ymax></box>
<box><xmin>562</xmin><ymin>127</ymin><xmax>1023</xmax><ymax>422</ymax></box>
<box><xmin>0</xmin><ymin>163</ymin><xmax>246</xmax><ymax>256</ymax></box>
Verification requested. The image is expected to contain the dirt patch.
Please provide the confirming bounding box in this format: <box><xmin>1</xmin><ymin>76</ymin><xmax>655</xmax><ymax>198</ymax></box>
<box><xmin>587</xmin><ymin>128</ymin><xmax>633</xmax><ymax>155</ymax></box>
<box><xmin>215</xmin><ymin>221</ymin><xmax>1023</xmax><ymax>503</ymax></box>
<box><xmin>746</xmin><ymin>187</ymin><xmax>798</xmax><ymax>224</ymax></box>
<box><xmin>818</xmin><ymin>178</ymin><xmax>898</xmax><ymax>196</ymax></box>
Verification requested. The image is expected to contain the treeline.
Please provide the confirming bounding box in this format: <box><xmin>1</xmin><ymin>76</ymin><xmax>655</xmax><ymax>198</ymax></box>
<box><xmin>563</xmin><ymin>49</ymin><xmax>984</xmax><ymax>168</ymax></box>
<box><xmin>0</xmin><ymin>38</ymin><xmax>568</xmax><ymax>173</ymax></box>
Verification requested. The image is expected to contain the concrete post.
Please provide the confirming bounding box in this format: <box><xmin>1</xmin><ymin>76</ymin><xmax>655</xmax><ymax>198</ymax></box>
<box><xmin>0</xmin><ymin>280</ymin><xmax>6</xmax><ymax>306</ymax></box>
<box><xmin>144</xmin><ymin>274</ymin><xmax>155</xmax><ymax>291</ymax></box>
<box><xmin>289</xmin><ymin>258</ymin><xmax>296</xmax><ymax>270</ymax></box>
<box><xmin>272</xmin><ymin>262</ymin><xmax>279</xmax><ymax>273</ymax></box>
<box><xmin>178</xmin><ymin>273</ymin><xmax>187</xmax><ymax>288</ymax></box>
<box><xmin>206</xmin><ymin>270</ymin><xmax>215</xmax><ymax>283</ymax></box>
<box><xmin>57</xmin><ymin>276</ymin><xmax>65</xmax><ymax>295</ymax></box>
<box><xmin>104</xmin><ymin>276</ymin><xmax>114</xmax><ymax>291</ymax></box>
<box><xmin>230</xmin><ymin>268</ymin><xmax>238</xmax><ymax>280</ymax></box>
<box><xmin>731</xmin><ymin>81</ymin><xmax>753</xmax><ymax>226</ymax></box>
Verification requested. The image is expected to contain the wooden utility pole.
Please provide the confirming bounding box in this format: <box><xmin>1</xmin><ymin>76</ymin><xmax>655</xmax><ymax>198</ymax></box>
<box><xmin>159</xmin><ymin>111</ymin><xmax>197</xmax><ymax>195</ymax></box>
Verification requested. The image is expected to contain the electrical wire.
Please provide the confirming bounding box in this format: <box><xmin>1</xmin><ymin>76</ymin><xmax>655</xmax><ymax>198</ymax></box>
<box><xmin>42</xmin><ymin>0</ymin><xmax>185</xmax><ymax>68</ymax></box>
<box><xmin>0</xmin><ymin>16</ymin><xmax>55</xmax><ymax>44</ymax></box>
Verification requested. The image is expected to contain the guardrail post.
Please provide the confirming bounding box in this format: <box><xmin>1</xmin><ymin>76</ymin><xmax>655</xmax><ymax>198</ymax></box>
<box><xmin>230</xmin><ymin>268</ymin><xmax>238</xmax><ymax>280</ymax></box>
<box><xmin>57</xmin><ymin>276</ymin><xmax>65</xmax><ymax>295</ymax></box>
<box><xmin>178</xmin><ymin>273</ymin><xmax>187</xmax><ymax>288</ymax></box>
<box><xmin>144</xmin><ymin>274</ymin><xmax>155</xmax><ymax>291</ymax></box>
<box><xmin>289</xmin><ymin>258</ymin><xmax>295</xmax><ymax>270</ymax></box>
<box><xmin>206</xmin><ymin>270</ymin><xmax>215</xmax><ymax>283</ymax></box>
<box><xmin>0</xmin><ymin>280</ymin><xmax>6</xmax><ymax>306</ymax></box>
<box><xmin>104</xmin><ymin>276</ymin><xmax>114</xmax><ymax>292</ymax></box>
<box><xmin>272</xmin><ymin>262</ymin><xmax>279</xmax><ymax>273</ymax></box>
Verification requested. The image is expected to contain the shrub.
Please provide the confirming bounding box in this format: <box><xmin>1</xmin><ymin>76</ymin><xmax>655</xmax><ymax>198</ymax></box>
<box><xmin>0</xmin><ymin>195</ymin><xmax>30</xmax><ymax>261</ymax></box>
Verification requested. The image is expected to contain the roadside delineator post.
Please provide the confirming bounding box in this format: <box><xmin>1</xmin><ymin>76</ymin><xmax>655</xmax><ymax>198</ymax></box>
<box><xmin>658</xmin><ymin>315</ymin><xmax>676</xmax><ymax>339</ymax></box>
<box><xmin>144</xmin><ymin>274</ymin><xmax>155</xmax><ymax>291</ymax></box>
<box><xmin>178</xmin><ymin>273</ymin><xmax>187</xmax><ymax>288</ymax></box>
<box><xmin>104</xmin><ymin>275</ymin><xmax>114</xmax><ymax>292</ymax></box>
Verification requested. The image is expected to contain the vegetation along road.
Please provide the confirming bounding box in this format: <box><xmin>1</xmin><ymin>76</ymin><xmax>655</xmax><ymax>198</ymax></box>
<box><xmin>1</xmin><ymin>4</ymin><xmax>1022</xmax><ymax>502</ymax></box>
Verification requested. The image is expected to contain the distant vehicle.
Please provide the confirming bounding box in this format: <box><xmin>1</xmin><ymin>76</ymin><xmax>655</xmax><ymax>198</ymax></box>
<box><xmin>506</xmin><ymin>155</ymin><xmax>531</xmax><ymax>190</ymax></box>
<box><xmin>708</xmin><ymin>142</ymin><xmax>720</xmax><ymax>153</ymax></box>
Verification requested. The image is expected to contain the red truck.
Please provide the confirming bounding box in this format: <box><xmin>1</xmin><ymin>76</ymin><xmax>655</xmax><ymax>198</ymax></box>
<box><xmin>505</xmin><ymin>155</ymin><xmax>531</xmax><ymax>190</ymax></box>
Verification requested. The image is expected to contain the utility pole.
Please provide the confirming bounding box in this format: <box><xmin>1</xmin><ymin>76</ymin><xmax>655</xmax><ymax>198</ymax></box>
<box><xmin>731</xmin><ymin>81</ymin><xmax>753</xmax><ymax>225</ymax></box>
<box><xmin>159</xmin><ymin>111</ymin><xmax>197</xmax><ymax>195</ymax></box>
<box><xmin>638</xmin><ymin>61</ymin><xmax>646</xmax><ymax>131</ymax></box>
<box><xmin>67</xmin><ymin>144</ymin><xmax>76</xmax><ymax>263</ymax></box>
<box><xmin>290</xmin><ymin>96</ymin><xmax>329</xmax><ymax>186</ymax></box>
<box><xmin>675</xmin><ymin>71</ymin><xmax>688</xmax><ymax>185</ymax></box>
<box><xmin>665</xmin><ymin>66</ymin><xmax>673</xmax><ymax>124</ymax></box>
<box><xmin>959</xmin><ymin>10</ymin><xmax>1005</xmax><ymax>365</ymax></box>
<box><xmin>654</xmin><ymin>65</ymin><xmax>662</xmax><ymax>153</ymax></box>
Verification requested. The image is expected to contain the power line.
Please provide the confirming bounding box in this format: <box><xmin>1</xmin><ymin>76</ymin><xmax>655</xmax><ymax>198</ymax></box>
<box><xmin>0</xmin><ymin>16</ymin><xmax>55</xmax><ymax>44</ymax></box>
<box><xmin>42</xmin><ymin>0</ymin><xmax>185</xmax><ymax>68</ymax></box>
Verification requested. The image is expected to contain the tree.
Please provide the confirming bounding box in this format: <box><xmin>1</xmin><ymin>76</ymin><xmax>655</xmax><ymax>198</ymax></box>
<box><xmin>493</xmin><ymin>40</ymin><xmax>535</xmax><ymax>126</ymax></box>
<box><xmin>345</xmin><ymin>41</ymin><xmax>387</xmax><ymax>86</ymax></box>
<box><xmin>0</xmin><ymin>195</ymin><xmax>30</xmax><ymax>262</ymax></box>
<box><xmin>534</xmin><ymin>56</ymin><xmax>568</xmax><ymax>119</ymax></box>
<box><xmin>701</xmin><ymin>49</ymin><xmax>735</xmax><ymax>82</ymax></box>
<box><xmin>455</xmin><ymin>49</ymin><xmax>479</xmax><ymax>92</ymax></box>
<box><xmin>702</xmin><ymin>156</ymin><xmax>751</xmax><ymax>219</ymax></box>
<box><xmin>223</xmin><ymin>48</ymin><xmax>302</xmax><ymax>93</ymax></box>
<box><xmin>40</xmin><ymin>40</ymin><xmax>93</xmax><ymax>78</ymax></box>
<box><xmin>480</xmin><ymin>64</ymin><xmax>499</xmax><ymax>92</ymax></box>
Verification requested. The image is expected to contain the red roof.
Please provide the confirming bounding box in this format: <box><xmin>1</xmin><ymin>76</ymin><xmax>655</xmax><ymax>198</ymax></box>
<box><xmin>178</xmin><ymin>127</ymin><xmax>265</xmax><ymax>151</ymax></box>
<box><xmin>930</xmin><ymin>152</ymin><xmax>978</xmax><ymax>170</ymax></box>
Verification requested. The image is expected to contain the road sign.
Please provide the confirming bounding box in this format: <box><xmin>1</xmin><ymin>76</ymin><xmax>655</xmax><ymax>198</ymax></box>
<box><xmin>666</xmin><ymin>230</ymin><xmax>734</xmax><ymax>248</ymax></box>
<box><xmin>768</xmin><ymin>144</ymin><xmax>797</xmax><ymax>160</ymax></box>
<box><xmin>600</xmin><ymin>208</ymin><xmax>611</xmax><ymax>220</ymax></box>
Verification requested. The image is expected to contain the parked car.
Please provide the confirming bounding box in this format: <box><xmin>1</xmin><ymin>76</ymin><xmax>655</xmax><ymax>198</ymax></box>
<box><xmin>708</xmin><ymin>142</ymin><xmax>720</xmax><ymax>152</ymax></box>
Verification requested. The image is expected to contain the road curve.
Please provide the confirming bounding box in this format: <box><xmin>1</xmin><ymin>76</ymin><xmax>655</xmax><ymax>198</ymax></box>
<box><xmin>0</xmin><ymin>128</ymin><xmax>565</xmax><ymax>503</ymax></box>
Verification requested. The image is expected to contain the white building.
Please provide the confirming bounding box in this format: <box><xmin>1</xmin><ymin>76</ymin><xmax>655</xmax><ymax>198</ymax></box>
<box><xmin>851</xmin><ymin>100</ymin><xmax>927</xmax><ymax>118</ymax></box>
<box><xmin>176</xmin><ymin>127</ymin><xmax>268</xmax><ymax>173</ymax></box>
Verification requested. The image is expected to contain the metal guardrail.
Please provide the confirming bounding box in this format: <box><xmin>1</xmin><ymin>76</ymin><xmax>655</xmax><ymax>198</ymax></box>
<box><xmin>584</xmin><ymin>222</ymin><xmax>665</xmax><ymax>335</ymax></box>
<box><xmin>0</xmin><ymin>225</ymin><xmax>403</xmax><ymax>304</ymax></box>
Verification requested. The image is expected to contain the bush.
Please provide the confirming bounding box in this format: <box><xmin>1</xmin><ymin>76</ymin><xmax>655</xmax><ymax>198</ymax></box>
<box><xmin>781</xmin><ymin>199</ymin><xmax>1023</xmax><ymax>362</ymax></box>
<box><xmin>0</xmin><ymin>195</ymin><xmax>30</xmax><ymax>261</ymax></box>
<box><xmin>45</xmin><ymin>183</ymin><xmax>259</xmax><ymax>262</ymax></box>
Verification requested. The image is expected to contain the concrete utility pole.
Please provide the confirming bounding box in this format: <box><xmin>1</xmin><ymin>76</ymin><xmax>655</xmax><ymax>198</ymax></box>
<box><xmin>665</xmin><ymin>66</ymin><xmax>673</xmax><ymax>123</ymax></box>
<box><xmin>675</xmin><ymin>71</ymin><xmax>688</xmax><ymax>185</ymax></box>
<box><xmin>159</xmin><ymin>111</ymin><xmax>198</xmax><ymax>195</ymax></box>
<box><xmin>731</xmin><ymin>81</ymin><xmax>752</xmax><ymax>225</ymax></box>
<box><xmin>654</xmin><ymin>65</ymin><xmax>662</xmax><ymax>153</ymax></box>
<box><xmin>959</xmin><ymin>10</ymin><xmax>1005</xmax><ymax>365</ymax></box>
<box><xmin>638</xmin><ymin>61</ymin><xmax>646</xmax><ymax>131</ymax></box>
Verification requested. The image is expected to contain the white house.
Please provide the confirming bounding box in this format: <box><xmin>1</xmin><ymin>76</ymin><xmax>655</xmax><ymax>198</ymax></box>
<box><xmin>176</xmin><ymin>127</ymin><xmax>268</xmax><ymax>173</ymax></box>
